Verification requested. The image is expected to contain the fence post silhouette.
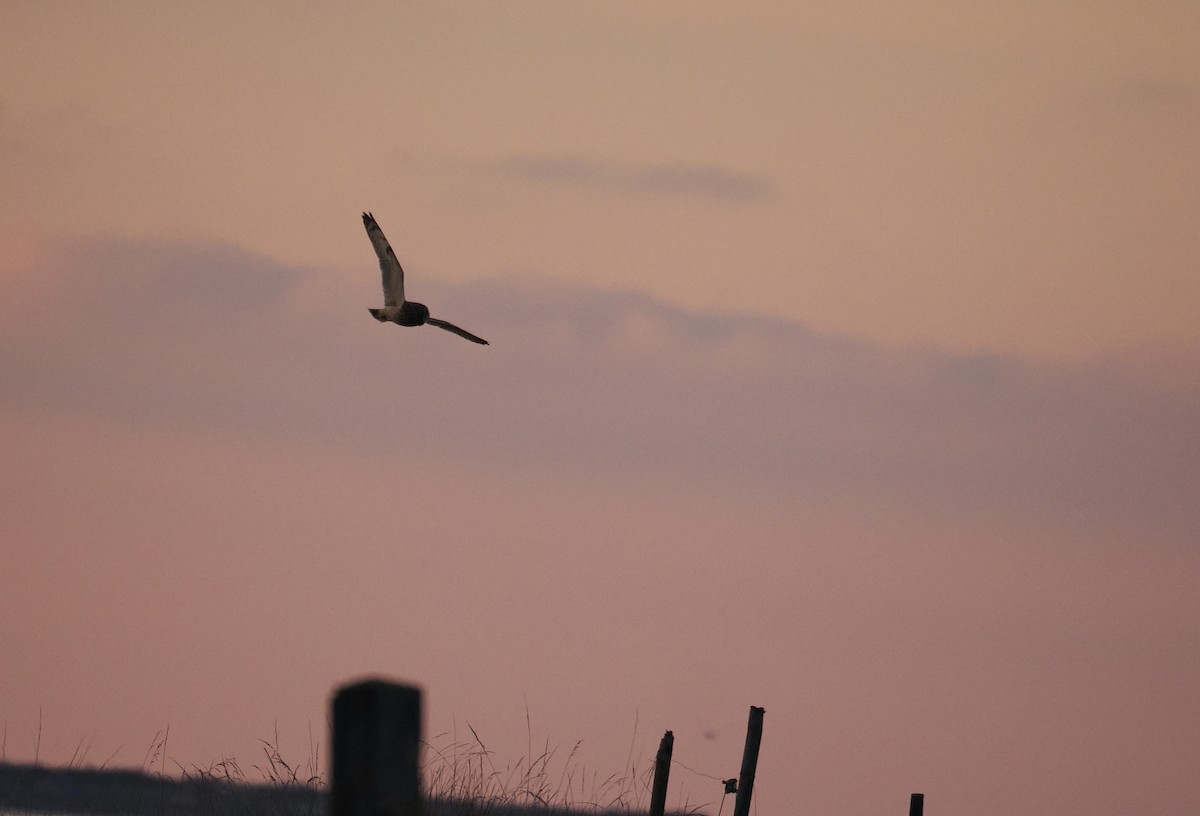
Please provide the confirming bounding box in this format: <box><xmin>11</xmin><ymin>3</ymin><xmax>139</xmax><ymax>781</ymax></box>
<box><xmin>332</xmin><ymin>679</ymin><xmax>422</xmax><ymax>816</ymax></box>
<box><xmin>910</xmin><ymin>792</ymin><xmax>925</xmax><ymax>816</ymax></box>
<box><xmin>731</xmin><ymin>706</ymin><xmax>764</xmax><ymax>816</ymax></box>
<box><xmin>649</xmin><ymin>730</ymin><xmax>674</xmax><ymax>816</ymax></box>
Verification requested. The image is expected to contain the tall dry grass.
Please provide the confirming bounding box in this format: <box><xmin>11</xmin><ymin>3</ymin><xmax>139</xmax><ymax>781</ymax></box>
<box><xmin>0</xmin><ymin>718</ymin><xmax>713</xmax><ymax>816</ymax></box>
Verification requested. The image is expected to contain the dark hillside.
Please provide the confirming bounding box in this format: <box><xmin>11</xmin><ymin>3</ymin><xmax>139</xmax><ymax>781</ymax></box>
<box><xmin>0</xmin><ymin>762</ymin><xmax>682</xmax><ymax>816</ymax></box>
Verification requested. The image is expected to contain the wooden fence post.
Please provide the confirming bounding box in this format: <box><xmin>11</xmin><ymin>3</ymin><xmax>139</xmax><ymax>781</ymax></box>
<box><xmin>731</xmin><ymin>706</ymin><xmax>764</xmax><ymax>816</ymax></box>
<box><xmin>332</xmin><ymin>679</ymin><xmax>422</xmax><ymax>816</ymax></box>
<box><xmin>648</xmin><ymin>730</ymin><xmax>674</xmax><ymax>816</ymax></box>
<box><xmin>909</xmin><ymin>792</ymin><xmax>924</xmax><ymax>816</ymax></box>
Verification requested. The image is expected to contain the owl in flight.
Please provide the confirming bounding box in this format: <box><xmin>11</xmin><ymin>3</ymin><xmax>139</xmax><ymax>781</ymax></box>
<box><xmin>362</xmin><ymin>212</ymin><xmax>488</xmax><ymax>345</ymax></box>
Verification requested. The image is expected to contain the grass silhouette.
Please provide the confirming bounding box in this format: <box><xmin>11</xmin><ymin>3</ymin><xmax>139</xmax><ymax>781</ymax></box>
<box><xmin>0</xmin><ymin>721</ymin><xmax>710</xmax><ymax>816</ymax></box>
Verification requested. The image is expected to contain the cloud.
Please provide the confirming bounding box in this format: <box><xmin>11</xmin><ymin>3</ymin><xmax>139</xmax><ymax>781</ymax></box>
<box><xmin>1117</xmin><ymin>78</ymin><xmax>1198</xmax><ymax>115</ymax></box>
<box><xmin>1069</xmin><ymin>76</ymin><xmax>1200</xmax><ymax>136</ymax></box>
<box><xmin>3</xmin><ymin>232</ymin><xmax>1197</xmax><ymax>548</ymax></box>
<box><xmin>479</xmin><ymin>153</ymin><xmax>776</xmax><ymax>201</ymax></box>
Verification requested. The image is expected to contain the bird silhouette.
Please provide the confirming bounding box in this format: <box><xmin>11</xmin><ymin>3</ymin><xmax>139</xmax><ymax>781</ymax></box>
<box><xmin>362</xmin><ymin>212</ymin><xmax>488</xmax><ymax>345</ymax></box>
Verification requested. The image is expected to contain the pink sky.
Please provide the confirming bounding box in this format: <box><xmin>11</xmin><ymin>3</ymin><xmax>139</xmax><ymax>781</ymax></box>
<box><xmin>2</xmin><ymin>3</ymin><xmax>1198</xmax><ymax>814</ymax></box>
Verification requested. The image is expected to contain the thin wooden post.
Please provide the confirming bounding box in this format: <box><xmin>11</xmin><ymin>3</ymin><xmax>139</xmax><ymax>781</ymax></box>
<box><xmin>731</xmin><ymin>706</ymin><xmax>764</xmax><ymax>816</ymax></box>
<box><xmin>648</xmin><ymin>730</ymin><xmax>674</xmax><ymax>816</ymax></box>
<box><xmin>909</xmin><ymin>792</ymin><xmax>924</xmax><ymax>816</ymax></box>
<box><xmin>332</xmin><ymin>679</ymin><xmax>422</xmax><ymax>816</ymax></box>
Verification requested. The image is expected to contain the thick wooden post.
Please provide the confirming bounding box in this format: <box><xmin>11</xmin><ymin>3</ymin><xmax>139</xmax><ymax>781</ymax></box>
<box><xmin>332</xmin><ymin>679</ymin><xmax>422</xmax><ymax>816</ymax></box>
<box><xmin>909</xmin><ymin>792</ymin><xmax>924</xmax><ymax>816</ymax></box>
<box><xmin>731</xmin><ymin>706</ymin><xmax>764</xmax><ymax>816</ymax></box>
<box><xmin>648</xmin><ymin>730</ymin><xmax>674</xmax><ymax>816</ymax></box>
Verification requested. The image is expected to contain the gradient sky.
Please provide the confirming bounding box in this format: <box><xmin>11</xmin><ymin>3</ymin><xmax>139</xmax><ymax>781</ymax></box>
<box><xmin>2</xmin><ymin>3</ymin><xmax>1198</xmax><ymax>815</ymax></box>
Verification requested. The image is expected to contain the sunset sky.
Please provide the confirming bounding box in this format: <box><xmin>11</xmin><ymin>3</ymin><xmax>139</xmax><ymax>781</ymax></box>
<box><xmin>2</xmin><ymin>3</ymin><xmax>1198</xmax><ymax>814</ymax></box>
